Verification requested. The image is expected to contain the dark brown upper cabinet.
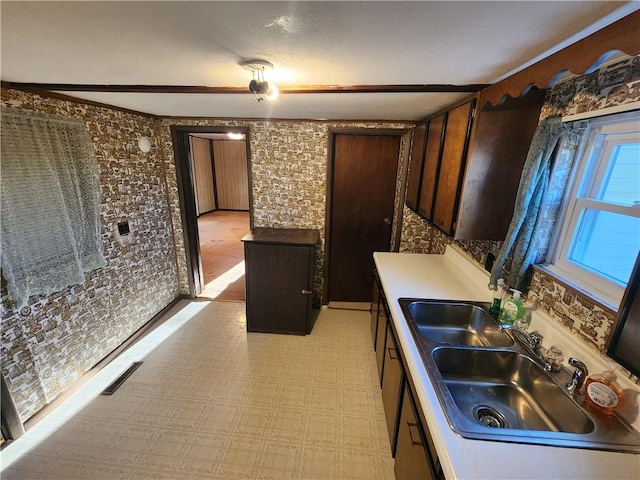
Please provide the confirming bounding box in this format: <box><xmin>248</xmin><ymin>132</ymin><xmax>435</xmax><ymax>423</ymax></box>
<box><xmin>431</xmin><ymin>100</ymin><xmax>475</xmax><ymax>234</ymax></box>
<box><xmin>416</xmin><ymin>100</ymin><xmax>474</xmax><ymax>235</ymax></box>
<box><xmin>409</xmin><ymin>88</ymin><xmax>545</xmax><ymax>240</ymax></box>
<box><xmin>405</xmin><ymin>123</ymin><xmax>427</xmax><ymax>212</ymax></box>
<box><xmin>417</xmin><ymin>115</ymin><xmax>446</xmax><ymax>220</ymax></box>
<box><xmin>455</xmin><ymin>89</ymin><xmax>546</xmax><ymax>239</ymax></box>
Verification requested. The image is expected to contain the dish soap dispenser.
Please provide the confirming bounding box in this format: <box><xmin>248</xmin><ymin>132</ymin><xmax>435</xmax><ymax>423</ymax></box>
<box><xmin>583</xmin><ymin>366</ymin><xmax>624</xmax><ymax>415</ymax></box>
<box><xmin>499</xmin><ymin>289</ymin><xmax>524</xmax><ymax>324</ymax></box>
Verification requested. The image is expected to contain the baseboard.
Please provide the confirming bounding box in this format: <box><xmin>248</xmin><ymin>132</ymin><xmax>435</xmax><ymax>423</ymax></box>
<box><xmin>328</xmin><ymin>301</ymin><xmax>371</xmax><ymax>311</ymax></box>
<box><xmin>21</xmin><ymin>294</ymin><xmax>186</xmax><ymax>431</ymax></box>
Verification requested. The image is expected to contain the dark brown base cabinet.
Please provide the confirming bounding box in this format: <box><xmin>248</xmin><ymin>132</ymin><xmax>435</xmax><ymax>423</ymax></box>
<box><xmin>371</xmin><ymin>270</ymin><xmax>381</xmax><ymax>347</ymax></box>
<box><xmin>381</xmin><ymin>322</ymin><xmax>404</xmax><ymax>457</ymax></box>
<box><xmin>395</xmin><ymin>385</ymin><xmax>441</xmax><ymax>480</ymax></box>
<box><xmin>242</xmin><ymin>228</ymin><xmax>319</xmax><ymax>335</ymax></box>
<box><xmin>372</xmin><ymin>276</ymin><xmax>444</xmax><ymax>480</ymax></box>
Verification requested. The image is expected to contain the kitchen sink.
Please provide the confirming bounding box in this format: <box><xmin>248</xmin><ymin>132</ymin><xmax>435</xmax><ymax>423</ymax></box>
<box><xmin>398</xmin><ymin>298</ymin><xmax>640</xmax><ymax>452</ymax></box>
<box><xmin>402</xmin><ymin>300</ymin><xmax>513</xmax><ymax>347</ymax></box>
<box><xmin>433</xmin><ymin>348</ymin><xmax>594</xmax><ymax>433</ymax></box>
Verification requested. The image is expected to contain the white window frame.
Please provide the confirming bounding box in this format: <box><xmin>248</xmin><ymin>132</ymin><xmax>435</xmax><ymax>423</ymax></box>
<box><xmin>547</xmin><ymin>111</ymin><xmax>640</xmax><ymax>306</ymax></box>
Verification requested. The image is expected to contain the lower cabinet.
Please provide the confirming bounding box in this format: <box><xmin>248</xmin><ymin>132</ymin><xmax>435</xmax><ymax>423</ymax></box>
<box><xmin>373</xmin><ymin>278</ymin><xmax>444</xmax><ymax>479</ymax></box>
<box><xmin>371</xmin><ymin>270</ymin><xmax>381</xmax><ymax>348</ymax></box>
<box><xmin>375</xmin><ymin>295</ymin><xmax>388</xmax><ymax>385</ymax></box>
<box><xmin>381</xmin><ymin>322</ymin><xmax>404</xmax><ymax>456</ymax></box>
<box><xmin>242</xmin><ymin>228</ymin><xmax>319</xmax><ymax>335</ymax></box>
<box><xmin>395</xmin><ymin>384</ymin><xmax>441</xmax><ymax>480</ymax></box>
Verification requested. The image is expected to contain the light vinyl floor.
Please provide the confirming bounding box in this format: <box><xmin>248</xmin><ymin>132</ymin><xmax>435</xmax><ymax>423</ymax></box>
<box><xmin>2</xmin><ymin>301</ymin><xmax>395</xmax><ymax>479</ymax></box>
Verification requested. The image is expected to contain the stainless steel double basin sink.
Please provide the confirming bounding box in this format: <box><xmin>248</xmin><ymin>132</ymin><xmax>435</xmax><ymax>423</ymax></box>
<box><xmin>399</xmin><ymin>298</ymin><xmax>640</xmax><ymax>452</ymax></box>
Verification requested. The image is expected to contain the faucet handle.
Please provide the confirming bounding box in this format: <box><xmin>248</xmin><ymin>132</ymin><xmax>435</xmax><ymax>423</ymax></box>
<box><xmin>528</xmin><ymin>331</ymin><xmax>544</xmax><ymax>351</ymax></box>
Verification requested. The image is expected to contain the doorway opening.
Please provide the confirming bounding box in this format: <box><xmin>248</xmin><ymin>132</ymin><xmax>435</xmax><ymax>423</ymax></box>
<box><xmin>171</xmin><ymin>127</ymin><xmax>253</xmax><ymax>301</ymax></box>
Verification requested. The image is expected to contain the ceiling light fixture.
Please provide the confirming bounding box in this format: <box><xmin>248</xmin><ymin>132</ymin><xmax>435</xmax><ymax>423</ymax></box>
<box><xmin>240</xmin><ymin>59</ymin><xmax>279</xmax><ymax>102</ymax></box>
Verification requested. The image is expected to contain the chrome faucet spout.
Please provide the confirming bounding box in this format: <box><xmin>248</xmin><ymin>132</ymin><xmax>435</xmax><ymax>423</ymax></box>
<box><xmin>566</xmin><ymin>357</ymin><xmax>589</xmax><ymax>395</ymax></box>
<box><xmin>499</xmin><ymin>323</ymin><xmax>551</xmax><ymax>371</ymax></box>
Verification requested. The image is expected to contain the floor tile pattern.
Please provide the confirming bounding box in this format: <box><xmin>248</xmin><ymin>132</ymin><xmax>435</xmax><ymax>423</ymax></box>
<box><xmin>3</xmin><ymin>301</ymin><xmax>394</xmax><ymax>479</ymax></box>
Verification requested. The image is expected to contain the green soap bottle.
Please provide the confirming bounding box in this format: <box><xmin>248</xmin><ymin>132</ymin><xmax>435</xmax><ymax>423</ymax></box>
<box><xmin>489</xmin><ymin>278</ymin><xmax>505</xmax><ymax>318</ymax></box>
<box><xmin>499</xmin><ymin>289</ymin><xmax>524</xmax><ymax>324</ymax></box>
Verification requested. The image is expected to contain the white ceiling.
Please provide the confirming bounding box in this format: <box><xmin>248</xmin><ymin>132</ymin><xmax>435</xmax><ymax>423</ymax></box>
<box><xmin>1</xmin><ymin>1</ymin><xmax>638</xmax><ymax>120</ymax></box>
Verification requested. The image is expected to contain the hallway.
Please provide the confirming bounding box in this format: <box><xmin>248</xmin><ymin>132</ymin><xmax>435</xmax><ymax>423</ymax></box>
<box><xmin>197</xmin><ymin>211</ymin><xmax>250</xmax><ymax>301</ymax></box>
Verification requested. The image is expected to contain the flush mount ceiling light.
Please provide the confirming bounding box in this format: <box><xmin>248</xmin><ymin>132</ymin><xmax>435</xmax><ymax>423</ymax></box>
<box><xmin>240</xmin><ymin>59</ymin><xmax>279</xmax><ymax>102</ymax></box>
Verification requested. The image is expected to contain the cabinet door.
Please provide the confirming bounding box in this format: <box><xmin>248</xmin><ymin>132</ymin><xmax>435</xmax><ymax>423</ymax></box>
<box><xmin>245</xmin><ymin>243</ymin><xmax>311</xmax><ymax>334</ymax></box>
<box><xmin>432</xmin><ymin>101</ymin><xmax>475</xmax><ymax>234</ymax></box>
<box><xmin>375</xmin><ymin>297</ymin><xmax>388</xmax><ymax>385</ymax></box>
<box><xmin>405</xmin><ymin>123</ymin><xmax>427</xmax><ymax>212</ymax></box>
<box><xmin>455</xmin><ymin>89</ymin><xmax>545</xmax><ymax>240</ymax></box>
<box><xmin>418</xmin><ymin>115</ymin><xmax>445</xmax><ymax>220</ymax></box>
<box><xmin>371</xmin><ymin>272</ymin><xmax>381</xmax><ymax>348</ymax></box>
<box><xmin>394</xmin><ymin>386</ymin><xmax>437</xmax><ymax>480</ymax></box>
<box><xmin>381</xmin><ymin>323</ymin><xmax>404</xmax><ymax>456</ymax></box>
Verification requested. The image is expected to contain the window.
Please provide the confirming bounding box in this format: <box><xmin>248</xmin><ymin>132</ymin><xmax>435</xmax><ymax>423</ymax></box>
<box><xmin>549</xmin><ymin>112</ymin><xmax>640</xmax><ymax>305</ymax></box>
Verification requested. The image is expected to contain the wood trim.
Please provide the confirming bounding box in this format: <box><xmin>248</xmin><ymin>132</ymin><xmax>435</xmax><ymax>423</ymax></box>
<box><xmin>160</xmin><ymin>115</ymin><xmax>417</xmax><ymax>124</ymax></box>
<box><xmin>1</xmin><ymin>82</ymin><xmax>157</xmax><ymax>118</ymax></box>
<box><xmin>2</xmin><ymin>82</ymin><xmax>489</xmax><ymax>95</ymax></box>
<box><xmin>480</xmin><ymin>11</ymin><xmax>640</xmax><ymax>107</ymax></box>
<box><xmin>20</xmin><ymin>295</ymin><xmax>187</xmax><ymax>430</ymax></box>
<box><xmin>171</xmin><ymin>127</ymin><xmax>203</xmax><ymax>296</ymax></box>
<box><xmin>171</xmin><ymin>125</ymin><xmax>253</xmax><ymax>297</ymax></box>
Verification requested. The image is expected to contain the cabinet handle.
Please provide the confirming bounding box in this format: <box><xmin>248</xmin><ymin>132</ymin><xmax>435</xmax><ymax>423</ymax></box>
<box><xmin>301</xmin><ymin>290</ymin><xmax>312</xmax><ymax>295</ymax></box>
<box><xmin>383</xmin><ymin>217</ymin><xmax>391</xmax><ymax>225</ymax></box>
<box><xmin>408</xmin><ymin>422</ymin><xmax>423</xmax><ymax>447</ymax></box>
<box><xmin>387</xmin><ymin>346</ymin><xmax>398</xmax><ymax>360</ymax></box>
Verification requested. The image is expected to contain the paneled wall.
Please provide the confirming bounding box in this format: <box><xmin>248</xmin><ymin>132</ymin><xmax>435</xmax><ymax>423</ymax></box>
<box><xmin>0</xmin><ymin>88</ymin><xmax>179</xmax><ymax>420</ymax></box>
<box><xmin>213</xmin><ymin>140</ymin><xmax>249</xmax><ymax>210</ymax></box>
<box><xmin>190</xmin><ymin>136</ymin><xmax>216</xmax><ymax>215</ymax></box>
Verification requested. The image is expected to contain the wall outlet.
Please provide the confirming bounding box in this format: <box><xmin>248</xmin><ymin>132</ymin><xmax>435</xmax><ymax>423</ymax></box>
<box><xmin>117</xmin><ymin>221</ymin><xmax>130</xmax><ymax>236</ymax></box>
<box><xmin>484</xmin><ymin>252</ymin><xmax>496</xmax><ymax>272</ymax></box>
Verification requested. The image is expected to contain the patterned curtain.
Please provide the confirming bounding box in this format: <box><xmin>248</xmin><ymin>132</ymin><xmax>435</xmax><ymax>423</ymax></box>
<box><xmin>1</xmin><ymin>110</ymin><xmax>105</xmax><ymax>307</ymax></box>
<box><xmin>489</xmin><ymin>116</ymin><xmax>569</xmax><ymax>291</ymax></box>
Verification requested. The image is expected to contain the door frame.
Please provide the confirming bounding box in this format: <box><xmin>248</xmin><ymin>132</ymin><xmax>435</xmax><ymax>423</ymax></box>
<box><xmin>170</xmin><ymin>125</ymin><xmax>253</xmax><ymax>297</ymax></box>
<box><xmin>323</xmin><ymin>127</ymin><xmax>410</xmax><ymax>305</ymax></box>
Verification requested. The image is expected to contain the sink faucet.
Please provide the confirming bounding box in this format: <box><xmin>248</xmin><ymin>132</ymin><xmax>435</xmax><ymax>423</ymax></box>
<box><xmin>566</xmin><ymin>357</ymin><xmax>589</xmax><ymax>395</ymax></box>
<box><xmin>498</xmin><ymin>323</ymin><xmax>551</xmax><ymax>371</ymax></box>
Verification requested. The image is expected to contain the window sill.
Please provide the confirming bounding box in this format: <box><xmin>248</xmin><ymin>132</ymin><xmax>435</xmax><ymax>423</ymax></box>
<box><xmin>532</xmin><ymin>264</ymin><xmax>618</xmax><ymax>315</ymax></box>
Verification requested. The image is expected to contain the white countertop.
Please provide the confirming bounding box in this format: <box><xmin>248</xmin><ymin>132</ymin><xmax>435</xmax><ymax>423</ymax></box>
<box><xmin>374</xmin><ymin>246</ymin><xmax>640</xmax><ymax>480</ymax></box>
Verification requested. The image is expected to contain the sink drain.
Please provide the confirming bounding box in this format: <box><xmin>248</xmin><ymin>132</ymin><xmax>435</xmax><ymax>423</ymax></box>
<box><xmin>474</xmin><ymin>405</ymin><xmax>508</xmax><ymax>428</ymax></box>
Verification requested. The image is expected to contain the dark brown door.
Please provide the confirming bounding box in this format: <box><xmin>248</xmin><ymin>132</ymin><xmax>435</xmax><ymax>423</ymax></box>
<box><xmin>328</xmin><ymin>134</ymin><xmax>400</xmax><ymax>303</ymax></box>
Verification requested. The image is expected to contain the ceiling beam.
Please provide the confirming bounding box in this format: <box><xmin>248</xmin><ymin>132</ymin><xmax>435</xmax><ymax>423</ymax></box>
<box><xmin>1</xmin><ymin>82</ymin><xmax>489</xmax><ymax>94</ymax></box>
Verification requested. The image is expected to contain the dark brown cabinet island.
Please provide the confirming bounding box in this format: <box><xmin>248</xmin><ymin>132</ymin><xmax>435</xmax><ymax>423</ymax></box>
<box><xmin>242</xmin><ymin>228</ymin><xmax>319</xmax><ymax>335</ymax></box>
